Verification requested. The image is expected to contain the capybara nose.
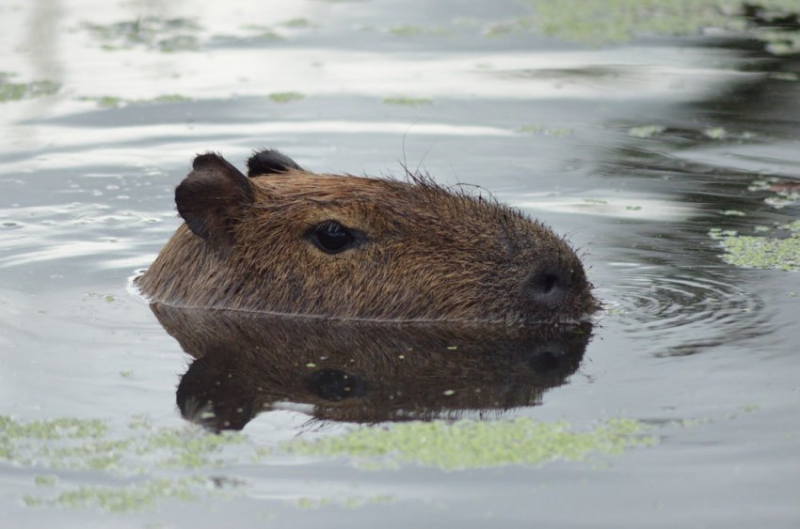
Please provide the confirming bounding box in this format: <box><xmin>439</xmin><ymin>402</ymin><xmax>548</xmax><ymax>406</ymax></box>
<box><xmin>525</xmin><ymin>265</ymin><xmax>572</xmax><ymax>309</ymax></box>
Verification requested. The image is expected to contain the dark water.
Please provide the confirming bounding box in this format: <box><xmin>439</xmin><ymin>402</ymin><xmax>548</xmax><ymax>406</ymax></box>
<box><xmin>1</xmin><ymin>1</ymin><xmax>799</xmax><ymax>527</ymax></box>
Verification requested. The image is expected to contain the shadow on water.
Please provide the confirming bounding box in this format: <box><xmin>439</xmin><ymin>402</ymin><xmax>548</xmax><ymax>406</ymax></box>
<box><xmin>149</xmin><ymin>304</ymin><xmax>592</xmax><ymax>431</ymax></box>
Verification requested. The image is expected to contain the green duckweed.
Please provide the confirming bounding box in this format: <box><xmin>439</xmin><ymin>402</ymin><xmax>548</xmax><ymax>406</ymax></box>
<box><xmin>382</xmin><ymin>97</ymin><xmax>433</xmax><ymax>106</ymax></box>
<box><xmin>526</xmin><ymin>0</ymin><xmax>800</xmax><ymax>53</ymax></box>
<box><xmin>709</xmin><ymin>221</ymin><xmax>800</xmax><ymax>271</ymax></box>
<box><xmin>268</xmin><ymin>92</ymin><xmax>306</xmax><ymax>103</ymax></box>
<box><xmin>0</xmin><ymin>79</ymin><xmax>60</xmax><ymax>103</ymax></box>
<box><xmin>283</xmin><ymin>417</ymin><xmax>656</xmax><ymax>470</ymax></box>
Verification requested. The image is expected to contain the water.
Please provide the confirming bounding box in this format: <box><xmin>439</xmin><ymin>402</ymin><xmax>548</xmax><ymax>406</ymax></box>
<box><xmin>1</xmin><ymin>0</ymin><xmax>799</xmax><ymax>527</ymax></box>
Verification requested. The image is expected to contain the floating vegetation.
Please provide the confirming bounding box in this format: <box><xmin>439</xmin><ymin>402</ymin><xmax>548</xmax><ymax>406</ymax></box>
<box><xmin>78</xmin><ymin>94</ymin><xmax>192</xmax><ymax>108</ymax></box>
<box><xmin>23</xmin><ymin>478</ymin><xmax>202</xmax><ymax>512</ymax></box>
<box><xmin>484</xmin><ymin>22</ymin><xmax>520</xmax><ymax>38</ymax></box>
<box><xmin>81</xmin><ymin>17</ymin><xmax>201</xmax><ymax>52</ymax></box>
<box><xmin>1</xmin><ymin>415</ymin><xmax>245</xmax><ymax>512</ymax></box>
<box><xmin>0</xmin><ymin>74</ymin><xmax>60</xmax><ymax>103</ymax></box>
<box><xmin>268</xmin><ymin>92</ymin><xmax>306</xmax><ymax>103</ymax></box>
<box><xmin>386</xmin><ymin>25</ymin><xmax>449</xmax><ymax>37</ymax></box>
<box><xmin>382</xmin><ymin>97</ymin><xmax>433</xmax><ymax>106</ymax></box>
<box><xmin>296</xmin><ymin>494</ymin><xmax>396</xmax><ymax>510</ymax></box>
<box><xmin>4</xmin><ymin>413</ymin><xmax>660</xmax><ymax>510</ymax></box>
<box><xmin>749</xmin><ymin>177</ymin><xmax>800</xmax><ymax>209</ymax></box>
<box><xmin>280</xmin><ymin>18</ymin><xmax>313</xmax><ymax>29</ymax></box>
<box><xmin>704</xmin><ymin>127</ymin><xmax>728</xmax><ymax>139</ymax></box>
<box><xmin>521</xmin><ymin>0</ymin><xmax>800</xmax><ymax>54</ymax></box>
<box><xmin>282</xmin><ymin>418</ymin><xmax>656</xmax><ymax>470</ymax></box>
<box><xmin>236</xmin><ymin>25</ymin><xmax>284</xmax><ymax>41</ymax></box>
<box><xmin>709</xmin><ymin>221</ymin><xmax>800</xmax><ymax>271</ymax></box>
<box><xmin>388</xmin><ymin>25</ymin><xmax>424</xmax><ymax>36</ymax></box>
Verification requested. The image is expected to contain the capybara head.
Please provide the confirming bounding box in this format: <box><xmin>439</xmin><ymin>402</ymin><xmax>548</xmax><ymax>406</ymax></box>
<box><xmin>136</xmin><ymin>150</ymin><xmax>597</xmax><ymax>324</ymax></box>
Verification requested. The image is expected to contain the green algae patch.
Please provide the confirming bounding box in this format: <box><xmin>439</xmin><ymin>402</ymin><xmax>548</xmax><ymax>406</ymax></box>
<box><xmin>386</xmin><ymin>25</ymin><xmax>449</xmax><ymax>37</ymax></box>
<box><xmin>281</xmin><ymin>18</ymin><xmax>313</xmax><ymax>29</ymax></box>
<box><xmin>78</xmin><ymin>94</ymin><xmax>192</xmax><ymax>108</ymax></box>
<box><xmin>297</xmin><ymin>494</ymin><xmax>396</xmax><ymax>510</ymax></box>
<box><xmin>523</xmin><ymin>0</ymin><xmax>800</xmax><ymax>53</ymax></box>
<box><xmin>24</xmin><ymin>478</ymin><xmax>201</xmax><ymax>512</ymax></box>
<box><xmin>383</xmin><ymin>97</ymin><xmax>433</xmax><ymax>106</ymax></box>
<box><xmin>0</xmin><ymin>78</ymin><xmax>60</xmax><ymax>103</ymax></box>
<box><xmin>282</xmin><ymin>418</ymin><xmax>655</xmax><ymax>470</ymax></box>
<box><xmin>388</xmin><ymin>25</ymin><xmax>425</xmax><ymax>36</ymax></box>
<box><xmin>749</xmin><ymin>178</ymin><xmax>800</xmax><ymax>209</ymax></box>
<box><xmin>704</xmin><ymin>127</ymin><xmax>728</xmax><ymax>140</ymax></box>
<box><xmin>152</xmin><ymin>94</ymin><xmax>192</xmax><ymax>104</ymax></box>
<box><xmin>709</xmin><ymin>221</ymin><xmax>800</xmax><ymax>271</ymax></box>
<box><xmin>268</xmin><ymin>92</ymin><xmax>306</xmax><ymax>103</ymax></box>
<box><xmin>34</xmin><ymin>475</ymin><xmax>58</xmax><ymax>487</ymax></box>
<box><xmin>0</xmin><ymin>416</ymin><xmax>107</xmax><ymax>442</ymax></box>
<box><xmin>82</xmin><ymin>17</ymin><xmax>201</xmax><ymax>52</ymax></box>
<box><xmin>2</xmin><ymin>415</ymin><xmax>248</xmax><ymax>512</ymax></box>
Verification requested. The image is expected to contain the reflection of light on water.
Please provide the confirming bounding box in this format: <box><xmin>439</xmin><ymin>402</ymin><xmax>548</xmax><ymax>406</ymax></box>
<box><xmin>0</xmin><ymin>121</ymin><xmax>513</xmax><ymax>173</ymax></box>
<box><xmin>0</xmin><ymin>240</ymin><xmax>125</xmax><ymax>268</ymax></box>
<box><xmin>673</xmin><ymin>142</ymin><xmax>800</xmax><ymax>179</ymax></box>
<box><xmin>0</xmin><ymin>203</ymin><xmax>174</xmax><ymax>269</ymax></box>
<box><xmin>515</xmin><ymin>193</ymin><xmax>694</xmax><ymax>221</ymax></box>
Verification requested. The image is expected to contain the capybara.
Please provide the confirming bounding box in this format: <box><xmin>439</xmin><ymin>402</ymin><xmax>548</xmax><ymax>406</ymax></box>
<box><xmin>136</xmin><ymin>150</ymin><xmax>597</xmax><ymax>324</ymax></box>
<box><xmin>150</xmin><ymin>305</ymin><xmax>591</xmax><ymax>430</ymax></box>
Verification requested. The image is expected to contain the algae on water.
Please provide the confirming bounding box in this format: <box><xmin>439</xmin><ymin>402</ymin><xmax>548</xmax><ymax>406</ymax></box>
<box><xmin>82</xmin><ymin>17</ymin><xmax>201</xmax><ymax>52</ymax></box>
<box><xmin>283</xmin><ymin>417</ymin><xmax>655</xmax><ymax>470</ymax></box>
<box><xmin>0</xmin><ymin>78</ymin><xmax>60</xmax><ymax>103</ymax></box>
<box><xmin>0</xmin><ymin>415</ymin><xmax>245</xmax><ymax>512</ymax></box>
<box><xmin>522</xmin><ymin>0</ymin><xmax>800</xmax><ymax>53</ymax></box>
<box><xmin>709</xmin><ymin>221</ymin><xmax>800</xmax><ymax>271</ymax></box>
<box><xmin>268</xmin><ymin>92</ymin><xmax>306</xmax><ymax>103</ymax></box>
<box><xmin>78</xmin><ymin>94</ymin><xmax>192</xmax><ymax>108</ymax></box>
<box><xmin>4</xmin><ymin>414</ymin><xmax>657</xmax><ymax>510</ymax></box>
<box><xmin>383</xmin><ymin>97</ymin><xmax>433</xmax><ymax>106</ymax></box>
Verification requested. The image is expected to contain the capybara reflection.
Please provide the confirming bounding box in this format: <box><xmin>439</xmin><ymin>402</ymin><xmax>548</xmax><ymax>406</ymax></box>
<box><xmin>151</xmin><ymin>305</ymin><xmax>591</xmax><ymax>430</ymax></box>
<box><xmin>136</xmin><ymin>150</ymin><xmax>597</xmax><ymax>323</ymax></box>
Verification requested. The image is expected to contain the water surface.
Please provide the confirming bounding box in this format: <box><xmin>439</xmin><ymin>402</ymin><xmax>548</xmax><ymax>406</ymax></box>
<box><xmin>1</xmin><ymin>1</ymin><xmax>799</xmax><ymax>527</ymax></box>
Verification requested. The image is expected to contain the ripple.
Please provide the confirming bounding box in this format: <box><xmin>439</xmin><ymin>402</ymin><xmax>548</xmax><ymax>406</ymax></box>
<box><xmin>0</xmin><ymin>203</ymin><xmax>175</xmax><ymax>270</ymax></box>
<box><xmin>601</xmin><ymin>270</ymin><xmax>771</xmax><ymax>356</ymax></box>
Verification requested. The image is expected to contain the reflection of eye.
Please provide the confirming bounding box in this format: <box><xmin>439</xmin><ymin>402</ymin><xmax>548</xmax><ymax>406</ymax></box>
<box><xmin>306</xmin><ymin>220</ymin><xmax>360</xmax><ymax>254</ymax></box>
<box><xmin>304</xmin><ymin>368</ymin><xmax>368</xmax><ymax>401</ymax></box>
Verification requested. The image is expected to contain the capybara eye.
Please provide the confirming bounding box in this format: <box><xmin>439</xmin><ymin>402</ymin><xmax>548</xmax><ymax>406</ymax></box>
<box><xmin>308</xmin><ymin>220</ymin><xmax>356</xmax><ymax>254</ymax></box>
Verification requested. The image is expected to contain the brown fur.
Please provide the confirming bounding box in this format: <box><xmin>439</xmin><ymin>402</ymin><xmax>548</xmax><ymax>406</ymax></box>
<box><xmin>136</xmin><ymin>151</ymin><xmax>597</xmax><ymax>324</ymax></box>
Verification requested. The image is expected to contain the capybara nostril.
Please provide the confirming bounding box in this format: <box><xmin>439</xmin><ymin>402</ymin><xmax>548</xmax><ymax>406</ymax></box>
<box><xmin>526</xmin><ymin>266</ymin><xmax>571</xmax><ymax>306</ymax></box>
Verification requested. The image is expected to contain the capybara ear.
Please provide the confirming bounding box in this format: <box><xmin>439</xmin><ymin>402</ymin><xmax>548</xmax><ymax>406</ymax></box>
<box><xmin>175</xmin><ymin>153</ymin><xmax>254</xmax><ymax>249</ymax></box>
<box><xmin>246</xmin><ymin>149</ymin><xmax>303</xmax><ymax>177</ymax></box>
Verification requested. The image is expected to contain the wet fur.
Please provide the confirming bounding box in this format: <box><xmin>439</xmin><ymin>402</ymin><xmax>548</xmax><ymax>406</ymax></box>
<box><xmin>136</xmin><ymin>151</ymin><xmax>597</xmax><ymax>324</ymax></box>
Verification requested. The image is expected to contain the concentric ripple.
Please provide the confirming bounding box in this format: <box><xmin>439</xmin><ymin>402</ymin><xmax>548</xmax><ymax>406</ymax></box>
<box><xmin>600</xmin><ymin>270</ymin><xmax>771</xmax><ymax>356</ymax></box>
